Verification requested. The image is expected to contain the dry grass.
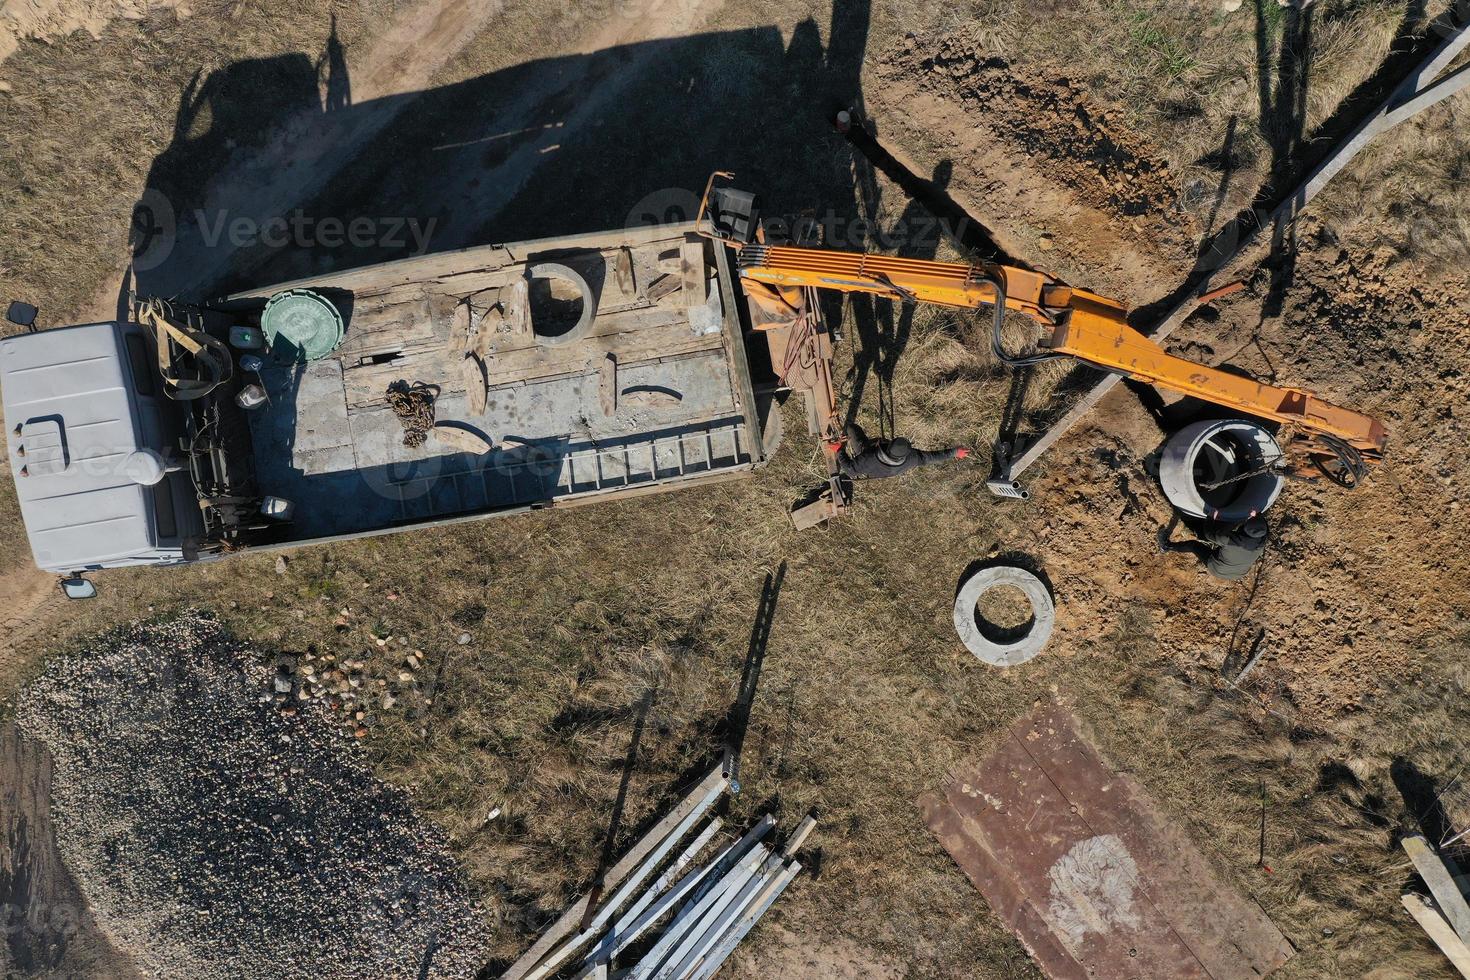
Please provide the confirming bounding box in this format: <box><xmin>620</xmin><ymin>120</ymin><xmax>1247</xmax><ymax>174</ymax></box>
<box><xmin>0</xmin><ymin>0</ymin><xmax>398</xmax><ymax>329</ymax></box>
<box><xmin>1</xmin><ymin>1</ymin><xmax>1469</xmax><ymax>978</ymax></box>
<box><xmin>0</xmin><ymin>469</ymin><xmax>27</xmax><ymax>574</ymax></box>
<box><xmin>1316</xmin><ymin>93</ymin><xmax>1470</xmax><ymax>277</ymax></box>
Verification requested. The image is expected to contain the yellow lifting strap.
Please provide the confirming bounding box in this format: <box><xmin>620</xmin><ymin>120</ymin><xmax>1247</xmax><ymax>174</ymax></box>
<box><xmin>135</xmin><ymin>297</ymin><xmax>231</xmax><ymax>401</ymax></box>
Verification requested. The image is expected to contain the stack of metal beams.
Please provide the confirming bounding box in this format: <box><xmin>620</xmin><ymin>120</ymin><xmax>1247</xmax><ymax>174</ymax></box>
<box><xmin>502</xmin><ymin>765</ymin><xmax>813</xmax><ymax>980</ymax></box>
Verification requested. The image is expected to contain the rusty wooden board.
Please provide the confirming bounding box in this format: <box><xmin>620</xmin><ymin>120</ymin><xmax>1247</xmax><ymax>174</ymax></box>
<box><xmin>921</xmin><ymin>705</ymin><xmax>1294</xmax><ymax>980</ymax></box>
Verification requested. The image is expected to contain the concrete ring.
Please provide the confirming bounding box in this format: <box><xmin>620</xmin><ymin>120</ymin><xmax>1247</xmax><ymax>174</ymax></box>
<box><xmin>952</xmin><ymin>565</ymin><xmax>1055</xmax><ymax>667</ymax></box>
<box><xmin>526</xmin><ymin>262</ymin><xmax>597</xmax><ymax>347</ymax></box>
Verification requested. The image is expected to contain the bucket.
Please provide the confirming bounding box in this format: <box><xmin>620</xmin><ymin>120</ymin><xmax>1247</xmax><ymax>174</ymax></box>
<box><xmin>1158</xmin><ymin>419</ymin><xmax>1284</xmax><ymax>521</ymax></box>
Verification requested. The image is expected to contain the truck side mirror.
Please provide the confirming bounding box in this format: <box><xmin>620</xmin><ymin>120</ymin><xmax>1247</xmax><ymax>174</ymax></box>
<box><xmin>59</xmin><ymin>576</ymin><xmax>97</xmax><ymax>600</ymax></box>
<box><xmin>6</xmin><ymin>301</ymin><xmax>38</xmax><ymax>332</ymax></box>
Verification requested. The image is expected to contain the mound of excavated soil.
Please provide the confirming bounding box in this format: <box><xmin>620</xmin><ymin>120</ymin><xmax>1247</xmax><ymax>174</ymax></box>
<box><xmin>14</xmin><ymin>612</ymin><xmax>489</xmax><ymax>979</ymax></box>
<box><xmin>868</xmin><ymin>30</ymin><xmax>1470</xmax><ymax>718</ymax></box>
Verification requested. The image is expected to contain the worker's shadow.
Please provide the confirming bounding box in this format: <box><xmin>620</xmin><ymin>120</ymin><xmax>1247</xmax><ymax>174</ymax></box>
<box><xmin>716</xmin><ymin>562</ymin><xmax>785</xmax><ymax>791</ymax></box>
<box><xmin>1391</xmin><ymin>757</ymin><xmax>1462</xmax><ymax>847</ymax></box>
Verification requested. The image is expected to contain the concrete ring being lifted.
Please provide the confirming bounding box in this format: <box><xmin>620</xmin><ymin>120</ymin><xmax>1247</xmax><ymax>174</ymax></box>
<box><xmin>953</xmin><ymin>565</ymin><xmax>1056</xmax><ymax>667</ymax></box>
<box><xmin>1158</xmin><ymin>418</ymin><xmax>1284</xmax><ymax>521</ymax></box>
<box><xmin>526</xmin><ymin>262</ymin><xmax>597</xmax><ymax>347</ymax></box>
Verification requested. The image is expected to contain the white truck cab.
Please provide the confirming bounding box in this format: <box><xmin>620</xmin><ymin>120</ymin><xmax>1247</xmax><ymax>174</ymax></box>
<box><xmin>2</xmin><ymin>321</ymin><xmax>204</xmax><ymax>577</ymax></box>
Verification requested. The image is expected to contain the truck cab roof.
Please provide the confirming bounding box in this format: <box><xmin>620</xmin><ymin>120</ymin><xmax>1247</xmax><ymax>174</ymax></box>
<box><xmin>1</xmin><ymin>322</ymin><xmax>162</xmax><ymax>572</ymax></box>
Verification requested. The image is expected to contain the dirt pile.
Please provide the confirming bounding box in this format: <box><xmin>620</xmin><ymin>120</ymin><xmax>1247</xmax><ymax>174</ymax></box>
<box><xmin>14</xmin><ymin>612</ymin><xmax>489</xmax><ymax>979</ymax></box>
<box><xmin>872</xmin><ymin>31</ymin><xmax>1199</xmax><ymax>305</ymax></box>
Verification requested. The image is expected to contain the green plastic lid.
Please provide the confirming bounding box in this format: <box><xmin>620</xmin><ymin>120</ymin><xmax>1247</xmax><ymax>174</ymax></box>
<box><xmin>261</xmin><ymin>289</ymin><xmax>344</xmax><ymax>361</ymax></box>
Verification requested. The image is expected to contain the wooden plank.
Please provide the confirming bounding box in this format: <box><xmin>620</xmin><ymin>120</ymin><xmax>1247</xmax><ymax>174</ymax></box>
<box><xmin>1015</xmin><ymin>705</ymin><xmax>1295</xmax><ymax>979</ymax></box>
<box><xmin>1006</xmin><ymin>21</ymin><xmax>1470</xmax><ymax>481</ymax></box>
<box><xmin>485</xmin><ymin>329</ymin><xmax>723</xmax><ymax>389</ymax></box>
<box><xmin>681</xmin><ymin>235</ymin><xmax>708</xmax><ymax>309</ymax></box>
<box><xmin>645</xmin><ymin>273</ymin><xmax>681</xmax><ymax>303</ymax></box>
<box><xmin>1403</xmin><ymin>835</ymin><xmax>1470</xmax><ymax>942</ymax></box>
<box><xmin>500</xmin><ymin>765</ymin><xmax>728</xmax><ymax>980</ymax></box>
<box><xmin>614</xmin><ymin>246</ymin><xmax>638</xmax><ymax>301</ymax></box>
<box><xmin>463</xmin><ymin>353</ymin><xmax>488</xmax><ymax>415</ymax></box>
<box><xmin>1404</xmin><ymin>892</ymin><xmax>1470</xmax><ymax>978</ymax></box>
<box><xmin>599</xmin><ymin>354</ymin><xmax>618</xmax><ymax>416</ymax></box>
<box><xmin>430</xmin><ymin>423</ymin><xmax>493</xmax><ymax>455</ymax></box>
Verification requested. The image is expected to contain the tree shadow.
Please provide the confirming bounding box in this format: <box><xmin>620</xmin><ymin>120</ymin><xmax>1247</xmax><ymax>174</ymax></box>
<box><xmin>1254</xmin><ymin>0</ymin><xmax>1313</xmax><ymax>321</ymax></box>
<box><xmin>581</xmin><ymin>685</ymin><xmax>658</xmax><ymax>928</ymax></box>
<box><xmin>1129</xmin><ymin>0</ymin><xmax>1445</xmax><ymax>330</ymax></box>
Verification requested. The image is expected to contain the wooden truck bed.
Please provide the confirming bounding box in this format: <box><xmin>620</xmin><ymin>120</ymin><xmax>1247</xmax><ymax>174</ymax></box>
<box><xmin>219</xmin><ymin>224</ymin><xmax>766</xmax><ymax>542</ymax></box>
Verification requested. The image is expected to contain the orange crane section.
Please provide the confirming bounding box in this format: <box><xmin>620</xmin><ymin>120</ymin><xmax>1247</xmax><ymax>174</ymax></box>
<box><xmin>735</xmin><ymin>242</ymin><xmax>1387</xmax><ymax>460</ymax></box>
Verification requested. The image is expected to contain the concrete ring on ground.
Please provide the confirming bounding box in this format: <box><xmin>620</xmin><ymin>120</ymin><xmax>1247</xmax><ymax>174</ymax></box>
<box><xmin>953</xmin><ymin>565</ymin><xmax>1055</xmax><ymax>667</ymax></box>
<box><xmin>525</xmin><ymin>262</ymin><xmax>597</xmax><ymax>347</ymax></box>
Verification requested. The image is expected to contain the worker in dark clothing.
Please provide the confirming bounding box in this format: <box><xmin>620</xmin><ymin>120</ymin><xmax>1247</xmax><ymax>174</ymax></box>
<box><xmin>837</xmin><ymin>422</ymin><xmax>968</xmax><ymax>479</ymax></box>
<box><xmin>1158</xmin><ymin>514</ymin><xmax>1269</xmax><ymax>581</ymax></box>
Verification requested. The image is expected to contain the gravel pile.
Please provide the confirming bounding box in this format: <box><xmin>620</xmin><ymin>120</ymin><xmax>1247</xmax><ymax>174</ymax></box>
<box><xmin>15</xmin><ymin>612</ymin><xmax>490</xmax><ymax>979</ymax></box>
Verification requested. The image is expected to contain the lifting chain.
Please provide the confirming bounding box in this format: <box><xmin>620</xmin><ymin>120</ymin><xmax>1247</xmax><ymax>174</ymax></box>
<box><xmin>386</xmin><ymin>380</ymin><xmax>437</xmax><ymax>448</ymax></box>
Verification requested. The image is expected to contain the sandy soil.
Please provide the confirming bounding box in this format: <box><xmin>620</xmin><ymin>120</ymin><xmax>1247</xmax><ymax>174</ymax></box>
<box><xmin>867</xmin><ymin>28</ymin><xmax>1469</xmax><ymax>719</ymax></box>
<box><xmin>0</xmin><ymin>0</ymin><xmax>186</xmax><ymax>63</ymax></box>
<box><xmin>0</xmin><ymin>565</ymin><xmax>60</xmax><ymax>698</ymax></box>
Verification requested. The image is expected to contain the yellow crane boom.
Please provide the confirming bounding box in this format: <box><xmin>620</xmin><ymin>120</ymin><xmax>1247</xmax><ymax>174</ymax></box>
<box><xmin>734</xmin><ymin>242</ymin><xmax>1387</xmax><ymax>462</ymax></box>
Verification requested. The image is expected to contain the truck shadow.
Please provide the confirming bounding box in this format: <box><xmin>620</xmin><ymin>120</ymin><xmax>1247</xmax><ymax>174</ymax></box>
<box><xmin>127</xmin><ymin>8</ymin><xmax>876</xmax><ymax>306</ymax></box>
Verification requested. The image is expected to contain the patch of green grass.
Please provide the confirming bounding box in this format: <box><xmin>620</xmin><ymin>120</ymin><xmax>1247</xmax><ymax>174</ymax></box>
<box><xmin>1128</xmin><ymin>9</ymin><xmax>1200</xmax><ymax>79</ymax></box>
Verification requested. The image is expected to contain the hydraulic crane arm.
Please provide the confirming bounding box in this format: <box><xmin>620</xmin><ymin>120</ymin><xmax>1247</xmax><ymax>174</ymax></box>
<box><xmin>734</xmin><ymin>243</ymin><xmax>1388</xmax><ymax>462</ymax></box>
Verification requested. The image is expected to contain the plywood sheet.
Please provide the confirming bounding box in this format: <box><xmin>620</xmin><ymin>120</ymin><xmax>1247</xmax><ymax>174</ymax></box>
<box><xmin>921</xmin><ymin>705</ymin><xmax>1294</xmax><ymax>980</ymax></box>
